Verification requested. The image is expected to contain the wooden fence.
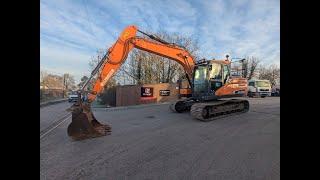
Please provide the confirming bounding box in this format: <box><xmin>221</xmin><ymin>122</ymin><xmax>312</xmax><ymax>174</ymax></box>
<box><xmin>40</xmin><ymin>89</ymin><xmax>65</xmax><ymax>102</ymax></box>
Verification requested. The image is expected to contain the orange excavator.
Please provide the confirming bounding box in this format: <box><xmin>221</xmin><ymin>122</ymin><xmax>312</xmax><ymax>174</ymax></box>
<box><xmin>67</xmin><ymin>25</ymin><xmax>249</xmax><ymax>140</ymax></box>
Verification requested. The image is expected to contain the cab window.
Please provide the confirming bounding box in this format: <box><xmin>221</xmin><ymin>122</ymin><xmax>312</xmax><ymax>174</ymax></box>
<box><xmin>209</xmin><ymin>63</ymin><xmax>222</xmax><ymax>80</ymax></box>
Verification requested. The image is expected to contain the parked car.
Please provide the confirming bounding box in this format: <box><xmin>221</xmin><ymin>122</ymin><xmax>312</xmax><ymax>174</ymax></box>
<box><xmin>271</xmin><ymin>87</ymin><xmax>280</xmax><ymax>96</ymax></box>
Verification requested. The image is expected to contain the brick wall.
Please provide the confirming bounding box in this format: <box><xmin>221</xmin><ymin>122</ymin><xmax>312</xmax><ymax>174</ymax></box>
<box><xmin>116</xmin><ymin>83</ymin><xmax>180</xmax><ymax>106</ymax></box>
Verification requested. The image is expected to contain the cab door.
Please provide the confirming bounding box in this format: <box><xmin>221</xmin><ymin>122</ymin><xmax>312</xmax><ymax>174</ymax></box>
<box><xmin>209</xmin><ymin>63</ymin><xmax>223</xmax><ymax>92</ymax></box>
<box><xmin>222</xmin><ymin>64</ymin><xmax>230</xmax><ymax>84</ymax></box>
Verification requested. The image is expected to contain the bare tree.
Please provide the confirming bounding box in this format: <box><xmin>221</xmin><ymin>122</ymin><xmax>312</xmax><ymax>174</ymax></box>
<box><xmin>241</xmin><ymin>56</ymin><xmax>260</xmax><ymax>79</ymax></box>
<box><xmin>121</xmin><ymin>31</ymin><xmax>199</xmax><ymax>84</ymax></box>
<box><xmin>248</xmin><ymin>57</ymin><xmax>260</xmax><ymax>79</ymax></box>
<box><xmin>78</xmin><ymin>75</ymin><xmax>89</xmax><ymax>89</ymax></box>
<box><xmin>42</xmin><ymin>74</ymin><xmax>64</xmax><ymax>89</ymax></box>
<box><xmin>63</xmin><ymin>73</ymin><xmax>76</xmax><ymax>91</ymax></box>
<box><xmin>259</xmin><ymin>64</ymin><xmax>280</xmax><ymax>87</ymax></box>
<box><xmin>89</xmin><ymin>49</ymin><xmax>107</xmax><ymax>71</ymax></box>
<box><xmin>40</xmin><ymin>71</ymin><xmax>48</xmax><ymax>88</ymax></box>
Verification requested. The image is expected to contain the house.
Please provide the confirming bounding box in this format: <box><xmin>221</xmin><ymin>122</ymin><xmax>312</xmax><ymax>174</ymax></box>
<box><xmin>40</xmin><ymin>85</ymin><xmax>49</xmax><ymax>89</ymax></box>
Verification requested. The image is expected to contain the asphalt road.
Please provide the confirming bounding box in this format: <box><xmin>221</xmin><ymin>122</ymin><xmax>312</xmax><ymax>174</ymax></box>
<box><xmin>40</xmin><ymin>102</ymin><xmax>71</xmax><ymax>131</ymax></box>
<box><xmin>40</xmin><ymin>97</ymin><xmax>280</xmax><ymax>180</ymax></box>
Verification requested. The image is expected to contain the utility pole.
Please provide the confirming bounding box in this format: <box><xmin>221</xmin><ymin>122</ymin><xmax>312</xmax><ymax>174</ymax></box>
<box><xmin>63</xmin><ymin>74</ymin><xmax>65</xmax><ymax>98</ymax></box>
<box><xmin>63</xmin><ymin>74</ymin><xmax>69</xmax><ymax>98</ymax></box>
<box><xmin>241</xmin><ymin>59</ymin><xmax>246</xmax><ymax>78</ymax></box>
<box><xmin>137</xmin><ymin>58</ymin><xmax>142</xmax><ymax>85</ymax></box>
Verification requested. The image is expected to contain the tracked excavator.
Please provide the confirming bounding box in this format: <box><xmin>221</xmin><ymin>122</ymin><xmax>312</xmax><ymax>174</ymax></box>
<box><xmin>67</xmin><ymin>25</ymin><xmax>249</xmax><ymax>140</ymax></box>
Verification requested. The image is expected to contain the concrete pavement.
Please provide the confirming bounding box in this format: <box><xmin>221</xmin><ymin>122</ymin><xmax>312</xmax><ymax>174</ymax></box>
<box><xmin>40</xmin><ymin>97</ymin><xmax>280</xmax><ymax>180</ymax></box>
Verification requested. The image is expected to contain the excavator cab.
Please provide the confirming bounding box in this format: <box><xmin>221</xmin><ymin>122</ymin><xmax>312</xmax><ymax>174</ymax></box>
<box><xmin>171</xmin><ymin>57</ymin><xmax>249</xmax><ymax>117</ymax></box>
<box><xmin>192</xmin><ymin>60</ymin><xmax>231</xmax><ymax>101</ymax></box>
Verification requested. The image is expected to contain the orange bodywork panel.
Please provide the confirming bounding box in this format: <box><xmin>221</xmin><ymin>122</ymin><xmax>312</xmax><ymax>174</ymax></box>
<box><xmin>179</xmin><ymin>88</ymin><xmax>192</xmax><ymax>95</ymax></box>
<box><xmin>215</xmin><ymin>77</ymin><xmax>248</xmax><ymax>96</ymax></box>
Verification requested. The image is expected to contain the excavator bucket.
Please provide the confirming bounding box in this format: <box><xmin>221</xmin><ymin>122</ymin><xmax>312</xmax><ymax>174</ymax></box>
<box><xmin>67</xmin><ymin>102</ymin><xmax>111</xmax><ymax>141</ymax></box>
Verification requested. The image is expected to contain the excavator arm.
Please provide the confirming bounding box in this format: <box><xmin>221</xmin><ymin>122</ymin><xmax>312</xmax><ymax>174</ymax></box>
<box><xmin>67</xmin><ymin>25</ymin><xmax>196</xmax><ymax>140</ymax></box>
<box><xmin>87</xmin><ymin>25</ymin><xmax>195</xmax><ymax>102</ymax></box>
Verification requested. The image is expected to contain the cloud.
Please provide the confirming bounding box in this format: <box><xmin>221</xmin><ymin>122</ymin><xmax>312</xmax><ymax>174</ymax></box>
<box><xmin>40</xmin><ymin>40</ymin><xmax>93</xmax><ymax>81</ymax></box>
<box><xmin>196</xmin><ymin>0</ymin><xmax>279</xmax><ymax>64</ymax></box>
<box><xmin>40</xmin><ymin>0</ymin><xmax>280</xmax><ymax>83</ymax></box>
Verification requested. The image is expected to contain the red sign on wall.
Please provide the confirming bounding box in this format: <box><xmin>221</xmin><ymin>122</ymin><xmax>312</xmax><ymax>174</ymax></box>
<box><xmin>141</xmin><ymin>87</ymin><xmax>153</xmax><ymax>97</ymax></box>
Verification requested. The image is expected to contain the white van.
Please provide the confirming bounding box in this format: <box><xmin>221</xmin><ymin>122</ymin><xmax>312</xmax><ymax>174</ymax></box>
<box><xmin>248</xmin><ymin>79</ymin><xmax>272</xmax><ymax>98</ymax></box>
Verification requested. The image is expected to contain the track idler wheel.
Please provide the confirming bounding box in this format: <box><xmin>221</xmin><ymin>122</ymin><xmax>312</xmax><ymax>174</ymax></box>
<box><xmin>170</xmin><ymin>100</ymin><xmax>188</xmax><ymax>113</ymax></box>
<box><xmin>67</xmin><ymin>103</ymin><xmax>111</xmax><ymax>141</ymax></box>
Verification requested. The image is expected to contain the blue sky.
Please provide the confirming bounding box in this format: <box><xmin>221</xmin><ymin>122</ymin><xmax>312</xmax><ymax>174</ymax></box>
<box><xmin>40</xmin><ymin>0</ymin><xmax>280</xmax><ymax>82</ymax></box>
